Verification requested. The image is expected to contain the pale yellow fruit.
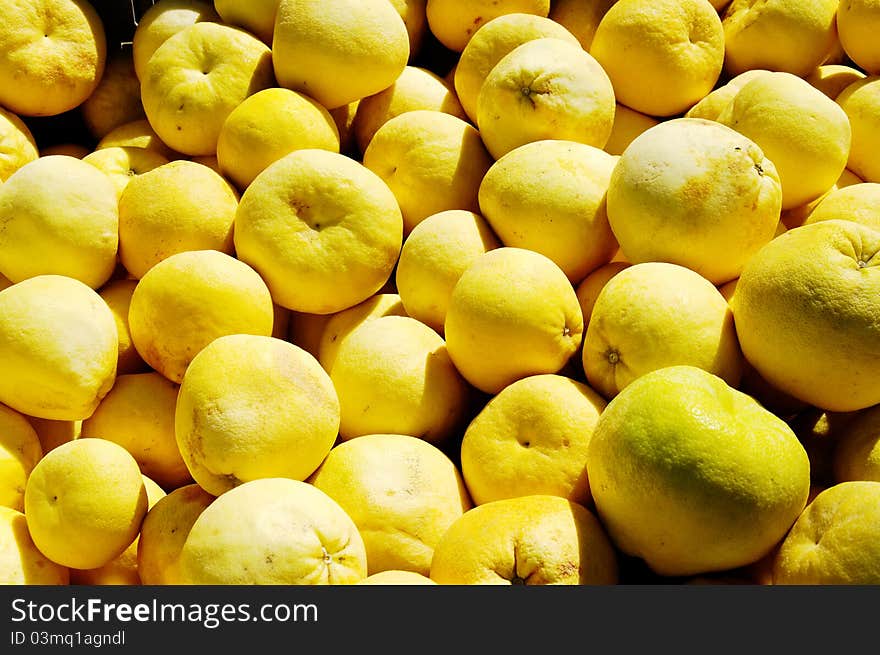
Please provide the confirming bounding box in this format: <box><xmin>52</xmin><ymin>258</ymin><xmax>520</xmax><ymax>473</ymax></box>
<box><xmin>118</xmin><ymin>160</ymin><xmax>238</xmax><ymax>279</ymax></box>
<box><xmin>478</xmin><ymin>140</ymin><xmax>618</xmax><ymax>284</ymax></box>
<box><xmin>684</xmin><ymin>69</ymin><xmax>773</xmax><ymax>122</ymax></box>
<box><xmin>721</xmin><ymin>0</ymin><xmax>838</xmax><ymax>77</ymax></box>
<box><xmin>175</xmin><ymin>335</ymin><xmax>340</xmax><ymax>496</ymax></box>
<box><xmin>0</xmin><ymin>106</ymin><xmax>38</xmax><ymax>182</ymax></box>
<box><xmin>0</xmin><ymin>506</ymin><xmax>69</xmax><ymax>584</ymax></box>
<box><xmin>128</xmin><ymin>249</ymin><xmax>274</xmax><ymax>384</ymax></box>
<box><xmin>214</xmin><ymin>0</ymin><xmax>279</xmax><ymax>44</ymax></box>
<box><xmin>217</xmin><ymin>87</ymin><xmax>340</xmax><ymax>191</ymax></box>
<box><xmin>477</xmin><ymin>37</ymin><xmax>615</xmax><ymax>160</ymax></box>
<box><xmin>575</xmin><ymin>261</ymin><xmax>630</xmax><ymax>328</ymax></box>
<box><xmin>354</xmin><ymin>66</ymin><xmax>467</xmax><ymax>155</ymax></box>
<box><xmin>603</xmin><ymin>104</ymin><xmax>659</xmax><ymax>156</ymax></box>
<box><xmin>607</xmin><ymin>118</ymin><xmax>782</xmax><ymax>284</ymax></box>
<box><xmin>137</xmin><ymin>483</ymin><xmax>214</xmax><ymax>585</ymax></box>
<box><xmin>772</xmin><ymin>481</ymin><xmax>880</xmax><ymax>584</ymax></box>
<box><xmin>287</xmin><ymin>311</ymin><xmax>335</xmax><ymax>359</ymax></box>
<box><xmin>461</xmin><ymin>374</ymin><xmax>606</xmax><ymax>506</ymax></box>
<box><xmin>425</xmin><ymin>0</ymin><xmax>550</xmax><ymax>52</ymax></box>
<box><xmin>99</xmin><ymin>279</ymin><xmax>149</xmax><ymax>375</ymax></box>
<box><xmin>805</xmin><ymin>183</ymin><xmax>880</xmax><ymax>230</ymax></box>
<box><xmin>179</xmin><ymin>478</ymin><xmax>367</xmax><ymax>584</ymax></box>
<box><xmin>837</xmin><ymin>76</ymin><xmax>880</xmax><ymax>183</ymax></box>
<box><xmin>718</xmin><ymin>71</ymin><xmax>852</xmax><ymax>210</ymax></box>
<box><xmin>430</xmin><ymin>495</ymin><xmax>618</xmax><ymax>584</ymax></box>
<box><xmin>82</xmin><ymin>146</ymin><xmax>170</xmax><ymax>200</ymax></box>
<box><xmin>329</xmin><ymin>316</ymin><xmax>469</xmax><ymax>444</ymax></box>
<box><xmin>444</xmin><ymin>247</ymin><xmax>584</xmax><ymax>395</ymax></box>
<box><xmin>0</xmin><ymin>403</ymin><xmax>42</xmax><ymax>511</ymax></box>
<box><xmin>317</xmin><ymin>294</ymin><xmax>407</xmax><ymax>372</ymax></box>
<box><xmin>588</xmin><ymin>365</ymin><xmax>811</xmax><ymax>577</ymax></box>
<box><xmin>549</xmin><ymin>0</ymin><xmax>618</xmax><ymax>50</ymax></box>
<box><xmin>732</xmin><ymin>220</ymin><xmax>880</xmax><ymax>412</ymax></box>
<box><xmin>142</xmin><ymin>22</ymin><xmax>275</xmax><ymax>156</ymax></box>
<box><xmin>81</xmin><ymin>373</ymin><xmax>191</xmax><ymax>491</ymax></box>
<box><xmin>273</xmin><ymin>0</ymin><xmax>409</xmax><ymax>110</ymax></box>
<box><xmin>390</xmin><ymin>0</ymin><xmax>429</xmax><ymax>59</ymax></box>
<box><xmin>0</xmin><ymin>155</ymin><xmax>118</xmax><ymax>289</ymax></box>
<box><xmin>357</xmin><ymin>570</ymin><xmax>436</xmax><ymax>585</ymax></box>
<box><xmin>132</xmin><ymin>0</ymin><xmax>220</xmax><ymax>81</ymax></box>
<box><xmin>24</xmin><ymin>438</ymin><xmax>148</xmax><ymax>570</ymax></box>
<box><xmin>832</xmin><ymin>405</ymin><xmax>880</xmax><ymax>483</ymax></box>
<box><xmin>363</xmin><ymin>110</ymin><xmax>493</xmax><ymax>235</ymax></box>
<box><xmin>453</xmin><ymin>13</ymin><xmax>579</xmax><ymax>123</ymax></box>
<box><xmin>590</xmin><ymin>0</ymin><xmax>724</xmax><ymax>117</ymax></box>
<box><xmin>39</xmin><ymin>143</ymin><xmax>90</xmax><ymax>158</ymax></box>
<box><xmin>781</xmin><ymin>168</ymin><xmax>865</xmax><ymax>229</ymax></box>
<box><xmin>836</xmin><ymin>0</ymin><xmax>880</xmax><ymax>74</ymax></box>
<box><xmin>0</xmin><ymin>0</ymin><xmax>105</xmax><ymax>116</ymax></box>
<box><xmin>97</xmin><ymin>119</ymin><xmax>179</xmax><ymax>160</ymax></box>
<box><xmin>0</xmin><ymin>275</ymin><xmax>117</xmax><ymax>421</ymax></box>
<box><xmin>81</xmin><ymin>52</ymin><xmax>146</xmax><ymax>140</ymax></box>
<box><xmin>583</xmin><ymin>262</ymin><xmax>743</xmax><ymax>400</ymax></box>
<box><xmin>395</xmin><ymin>210</ymin><xmax>500</xmax><ymax>334</ymax></box>
<box><xmin>309</xmin><ymin>434</ymin><xmax>471</xmax><ymax>575</ymax></box>
<box><xmin>28</xmin><ymin>417</ymin><xmax>81</xmax><ymax>455</ymax></box>
<box><xmin>805</xmin><ymin>64</ymin><xmax>867</xmax><ymax>100</ymax></box>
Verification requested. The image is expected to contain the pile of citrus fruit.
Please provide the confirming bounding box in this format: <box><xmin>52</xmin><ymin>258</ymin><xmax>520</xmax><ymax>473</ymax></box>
<box><xmin>2</xmin><ymin>0</ymin><xmax>880</xmax><ymax>586</ymax></box>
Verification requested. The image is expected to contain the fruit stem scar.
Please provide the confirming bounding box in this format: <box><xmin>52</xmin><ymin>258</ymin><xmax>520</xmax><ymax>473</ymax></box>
<box><xmin>562</xmin><ymin>326</ymin><xmax>571</xmax><ymax>337</ymax></box>
<box><xmin>754</xmin><ymin>162</ymin><xmax>764</xmax><ymax>176</ymax></box>
<box><xmin>606</xmin><ymin>349</ymin><xmax>620</xmax><ymax>365</ymax></box>
<box><xmin>321</xmin><ymin>546</ymin><xmax>331</xmax><ymax>564</ymax></box>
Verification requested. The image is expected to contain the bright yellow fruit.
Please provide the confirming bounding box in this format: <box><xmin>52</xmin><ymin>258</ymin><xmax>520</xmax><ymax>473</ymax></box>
<box><xmin>118</xmin><ymin>160</ymin><xmax>238</xmax><ymax>279</ymax></box>
<box><xmin>430</xmin><ymin>495</ymin><xmax>618</xmax><ymax>584</ymax></box>
<box><xmin>603</xmin><ymin>104</ymin><xmax>659</xmax><ymax>156</ymax></box>
<box><xmin>24</xmin><ymin>438</ymin><xmax>148</xmax><ymax>570</ymax></box>
<box><xmin>82</xmin><ymin>146</ymin><xmax>170</xmax><ymax>200</ymax></box>
<box><xmin>772</xmin><ymin>481</ymin><xmax>880</xmax><ymax>584</ymax></box>
<box><xmin>445</xmin><ymin>247</ymin><xmax>584</xmax><ymax>395</ymax></box>
<box><xmin>0</xmin><ymin>403</ymin><xmax>42</xmax><ymax>511</ymax></box>
<box><xmin>575</xmin><ymin>261</ymin><xmax>630</xmax><ymax>328</ymax></box>
<box><xmin>684</xmin><ymin>69</ymin><xmax>773</xmax><ymax>122</ymax></box>
<box><xmin>836</xmin><ymin>0</ymin><xmax>880</xmax><ymax>75</ymax></box>
<box><xmin>0</xmin><ymin>155</ymin><xmax>118</xmax><ymax>289</ymax></box>
<box><xmin>128</xmin><ymin>249</ymin><xmax>274</xmax><ymax>384</ymax></box>
<box><xmin>549</xmin><ymin>0</ymin><xmax>618</xmax><ymax>50</ymax></box>
<box><xmin>477</xmin><ymin>37</ymin><xmax>615</xmax><ymax>160</ymax></box>
<box><xmin>0</xmin><ymin>106</ymin><xmax>38</xmax><ymax>182</ymax></box>
<box><xmin>81</xmin><ymin>51</ymin><xmax>146</xmax><ymax>140</ymax></box>
<box><xmin>478</xmin><ymin>139</ymin><xmax>618</xmax><ymax>284</ymax></box>
<box><xmin>588</xmin><ymin>365</ymin><xmax>811</xmax><ymax>577</ymax></box>
<box><xmin>805</xmin><ymin>64</ymin><xmax>867</xmax><ymax>100</ymax></box>
<box><xmin>0</xmin><ymin>0</ymin><xmax>105</xmax><ymax>116</ymax></box>
<box><xmin>272</xmin><ymin>0</ymin><xmax>409</xmax><ymax>110</ymax></box>
<box><xmin>0</xmin><ymin>275</ymin><xmax>117</xmax><ymax>421</ymax></box>
<box><xmin>98</xmin><ymin>279</ymin><xmax>149</xmax><ymax>375</ymax></box>
<box><xmin>833</xmin><ymin>405</ymin><xmax>880</xmax><ymax>483</ymax></box>
<box><xmin>732</xmin><ymin>220</ymin><xmax>880</xmax><ymax>412</ymax></box>
<box><xmin>590</xmin><ymin>0</ymin><xmax>724</xmax><ymax>117</ymax></box>
<box><xmin>309</xmin><ymin>434</ymin><xmax>472</xmax><ymax>575</ymax></box>
<box><xmin>141</xmin><ymin>22</ymin><xmax>275</xmax><ymax>156</ymax></box>
<box><xmin>425</xmin><ymin>0</ymin><xmax>551</xmax><ymax>52</ymax></box>
<box><xmin>836</xmin><ymin>76</ymin><xmax>880</xmax><ymax>183</ymax></box>
<box><xmin>132</xmin><ymin>0</ymin><xmax>220</xmax><ymax>81</ymax></box>
<box><xmin>179</xmin><ymin>478</ymin><xmax>367</xmax><ymax>584</ymax></box>
<box><xmin>0</xmin><ymin>506</ymin><xmax>69</xmax><ymax>584</ymax></box>
<box><xmin>395</xmin><ymin>210</ymin><xmax>500</xmax><ymax>334</ymax></box>
<box><xmin>607</xmin><ymin>118</ymin><xmax>782</xmax><ymax>284</ymax></box>
<box><xmin>214</xmin><ymin>0</ymin><xmax>279</xmax><ymax>44</ymax></box>
<box><xmin>357</xmin><ymin>570</ymin><xmax>436</xmax><ymax>585</ymax></box>
<box><xmin>97</xmin><ymin>118</ymin><xmax>179</xmax><ymax>160</ymax></box>
<box><xmin>317</xmin><ymin>293</ymin><xmax>407</xmax><ymax>372</ymax></box>
<box><xmin>235</xmin><ymin>149</ymin><xmax>403</xmax><ymax>314</ymax></box>
<box><xmin>805</xmin><ymin>183</ymin><xmax>880</xmax><ymax>230</ymax></box>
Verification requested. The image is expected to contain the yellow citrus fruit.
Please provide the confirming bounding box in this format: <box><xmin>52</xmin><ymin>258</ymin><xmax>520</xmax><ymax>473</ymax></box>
<box><xmin>309</xmin><ymin>433</ymin><xmax>472</xmax><ymax>575</ymax></box>
<box><xmin>213</xmin><ymin>0</ymin><xmax>279</xmax><ymax>44</ymax></box>
<box><xmin>179</xmin><ymin>478</ymin><xmax>367</xmax><ymax>584</ymax></box>
<box><xmin>357</xmin><ymin>570</ymin><xmax>436</xmax><ymax>585</ymax></box>
<box><xmin>781</xmin><ymin>168</ymin><xmax>864</xmax><ymax>229</ymax></box>
<box><xmin>477</xmin><ymin>37</ymin><xmax>615</xmax><ymax>160</ymax></box>
<box><xmin>362</xmin><ymin>110</ymin><xmax>493</xmax><ymax>235</ymax></box>
<box><xmin>175</xmin><ymin>334</ymin><xmax>340</xmax><ymax>496</ymax></box>
<box><xmin>832</xmin><ymin>405</ymin><xmax>880</xmax><ymax>483</ymax></box>
<box><xmin>329</xmin><ymin>315</ymin><xmax>469</xmax><ymax>443</ymax></box>
<box><xmin>132</xmin><ymin>0</ymin><xmax>220</xmax><ymax>81</ymax></box>
<box><xmin>0</xmin><ymin>275</ymin><xmax>117</xmax><ymax>421</ymax></box>
<box><xmin>317</xmin><ymin>293</ymin><xmax>407</xmax><ymax>372</ymax></box>
<box><xmin>395</xmin><ymin>210</ymin><xmax>500</xmax><ymax>334</ymax></box>
<box><xmin>0</xmin><ymin>106</ymin><xmax>38</xmax><ymax>182</ymax></box>
<box><xmin>430</xmin><ymin>494</ymin><xmax>618</xmax><ymax>585</ymax></box>
<box><xmin>732</xmin><ymin>220</ymin><xmax>880</xmax><ymax>412</ymax></box>
<box><xmin>23</xmin><ymin>438</ymin><xmax>148</xmax><ymax>570</ymax></box>
<box><xmin>583</xmin><ymin>262</ymin><xmax>743</xmax><ymax>400</ymax></box>
<box><xmin>805</xmin><ymin>183</ymin><xmax>880</xmax><ymax>230</ymax></box>
<box><xmin>805</xmin><ymin>63</ymin><xmax>867</xmax><ymax>100</ymax></box>
<box><xmin>478</xmin><ymin>139</ymin><xmax>618</xmax><ymax>284</ymax></box>
<box><xmin>235</xmin><ymin>149</ymin><xmax>403</xmax><ymax>314</ymax></box>
<box><xmin>445</xmin><ymin>247</ymin><xmax>584</xmax><ymax>395</ymax></box>
<box><xmin>461</xmin><ymin>374</ymin><xmax>606</xmax><ymax>506</ymax></box>
<box><xmin>390</xmin><ymin>0</ymin><xmax>429</xmax><ymax>59</ymax></box>
<box><xmin>590</xmin><ymin>0</ymin><xmax>724</xmax><ymax>117</ymax></box>
<box><xmin>0</xmin><ymin>155</ymin><xmax>118</xmax><ymax>289</ymax></box>
<box><xmin>836</xmin><ymin>0</ymin><xmax>880</xmax><ymax>75</ymax></box>
<box><xmin>0</xmin><ymin>0</ymin><xmax>105</xmax><ymax>116</ymax></box>
<box><xmin>684</xmin><ymin>68</ymin><xmax>773</xmax><ymax>122</ymax></box>
<box><xmin>425</xmin><ymin>0</ymin><xmax>550</xmax><ymax>52</ymax></box>
<box><xmin>98</xmin><ymin>279</ymin><xmax>149</xmax><ymax>376</ymax></box>
<box><xmin>603</xmin><ymin>104</ymin><xmax>659</xmax><ymax>156</ymax></box>
<box><xmin>118</xmin><ymin>160</ymin><xmax>238</xmax><ymax>279</ymax></box>
<box><xmin>453</xmin><ymin>13</ymin><xmax>579</xmax><ymax>123</ymax></box>
<box><xmin>82</xmin><ymin>146</ymin><xmax>170</xmax><ymax>200</ymax></box>
<box><xmin>772</xmin><ymin>481</ymin><xmax>880</xmax><ymax>584</ymax></box>
<box><xmin>0</xmin><ymin>403</ymin><xmax>42</xmax><ymax>511</ymax></box>
<box><xmin>27</xmin><ymin>417</ymin><xmax>81</xmax><ymax>455</ymax></box>
<box><xmin>128</xmin><ymin>249</ymin><xmax>274</xmax><ymax>384</ymax></box>
<box><xmin>141</xmin><ymin>22</ymin><xmax>275</xmax><ymax>156</ymax></box>
<box><xmin>549</xmin><ymin>0</ymin><xmax>618</xmax><ymax>50</ymax></box>
<box><xmin>137</xmin><ymin>483</ymin><xmax>214</xmax><ymax>585</ymax></box>
<box><xmin>575</xmin><ymin>261</ymin><xmax>630</xmax><ymax>329</ymax></box>
<box><xmin>81</xmin><ymin>373</ymin><xmax>191</xmax><ymax>491</ymax></box>
<box><xmin>588</xmin><ymin>365</ymin><xmax>811</xmax><ymax>577</ymax></box>
<box><xmin>0</xmin><ymin>506</ymin><xmax>69</xmax><ymax>584</ymax></box>
<box><xmin>97</xmin><ymin>118</ymin><xmax>179</xmax><ymax>160</ymax></box>
<box><xmin>720</xmin><ymin>0</ymin><xmax>838</xmax><ymax>77</ymax></box>
<box><xmin>607</xmin><ymin>118</ymin><xmax>782</xmax><ymax>284</ymax></box>
<box><xmin>836</xmin><ymin>76</ymin><xmax>880</xmax><ymax>183</ymax></box>
<box><xmin>81</xmin><ymin>51</ymin><xmax>146</xmax><ymax>140</ymax></box>
<box><xmin>272</xmin><ymin>0</ymin><xmax>409</xmax><ymax>110</ymax></box>
<box><xmin>217</xmin><ymin>87</ymin><xmax>340</xmax><ymax>191</ymax></box>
